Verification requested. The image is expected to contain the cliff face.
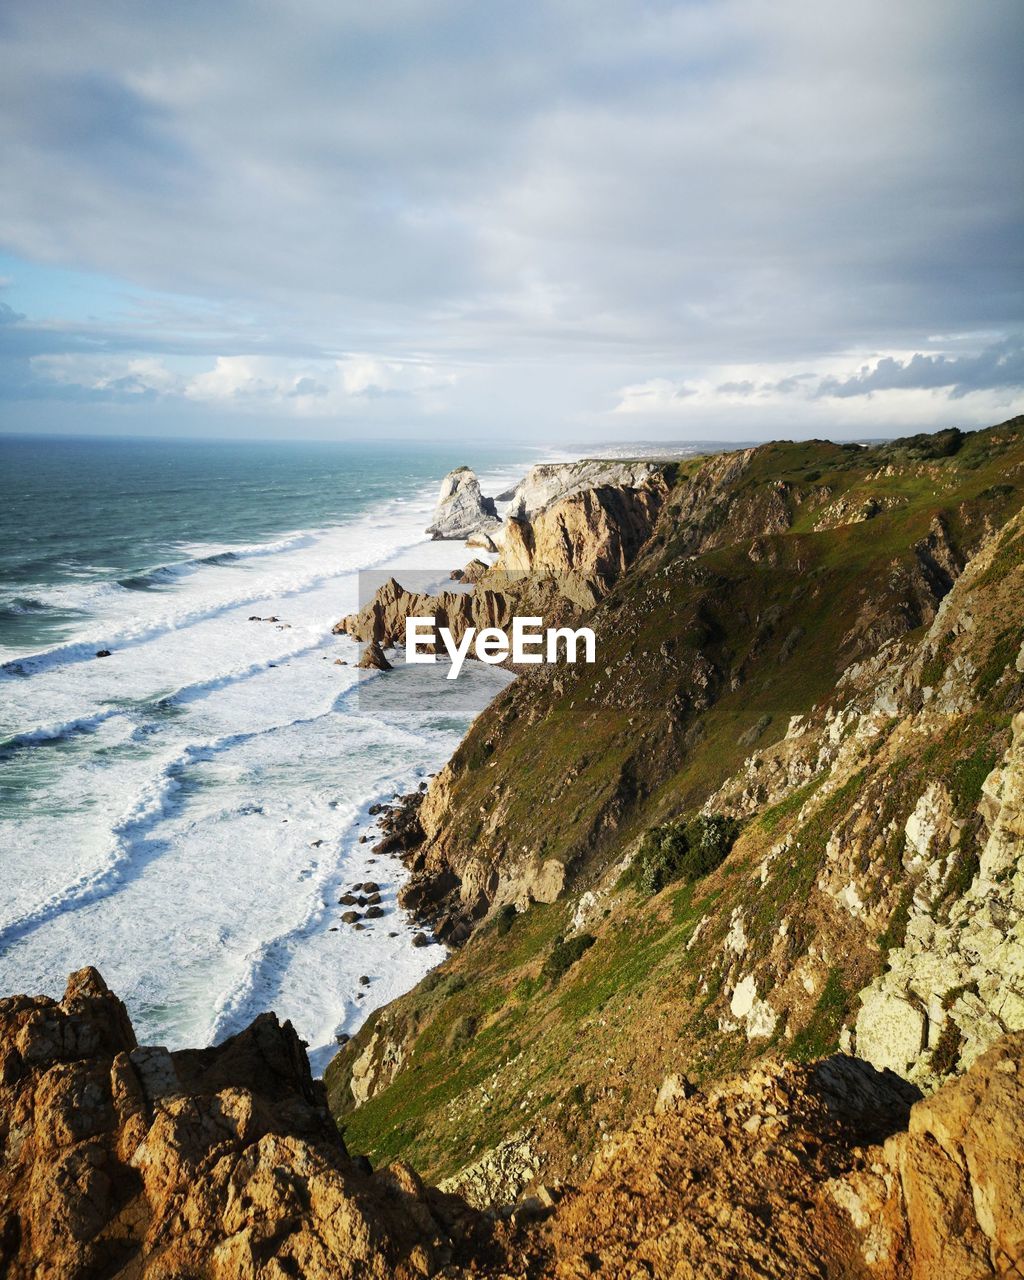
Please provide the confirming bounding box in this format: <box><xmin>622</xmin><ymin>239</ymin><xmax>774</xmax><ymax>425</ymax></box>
<box><xmin>6</xmin><ymin>424</ymin><xmax>1023</xmax><ymax>1279</ymax></box>
<box><xmin>2</xmin><ymin>968</ymin><xmax>1021</xmax><ymax>1278</ymax></box>
<box><xmin>503</xmin><ymin>459</ymin><xmax>660</xmax><ymax>518</ymax></box>
<box><xmin>327</xmin><ymin>420</ymin><xmax>1024</xmax><ymax>1210</ymax></box>
<box><xmin>338</xmin><ymin>468</ymin><xmax>670</xmax><ymax>658</ymax></box>
<box><xmin>0</xmin><ymin>969</ymin><xmax>487</xmax><ymax>1279</ymax></box>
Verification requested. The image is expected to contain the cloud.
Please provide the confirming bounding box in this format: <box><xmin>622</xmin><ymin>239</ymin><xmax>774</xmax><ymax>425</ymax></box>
<box><xmin>608</xmin><ymin>335</ymin><xmax>1024</xmax><ymax>439</ymax></box>
<box><xmin>816</xmin><ymin>336</ymin><xmax>1024</xmax><ymax>400</ymax></box>
<box><xmin>21</xmin><ymin>350</ymin><xmax>457</xmax><ymax>416</ymax></box>
<box><xmin>0</xmin><ymin>1</ymin><xmax>1021</xmax><ymax>437</ymax></box>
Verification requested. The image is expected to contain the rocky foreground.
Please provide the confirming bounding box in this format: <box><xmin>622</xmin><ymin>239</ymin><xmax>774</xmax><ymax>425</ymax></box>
<box><xmin>1</xmin><ymin>967</ymin><xmax>1020</xmax><ymax>1278</ymax></box>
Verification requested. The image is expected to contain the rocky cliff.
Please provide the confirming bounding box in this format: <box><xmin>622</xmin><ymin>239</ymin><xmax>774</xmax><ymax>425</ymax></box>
<box><xmin>505</xmin><ymin>459</ymin><xmax>663</xmax><ymax>521</ymax></box>
<box><xmin>2</xmin><ymin>968</ymin><xmax>1020</xmax><ymax>1277</ymax></box>
<box><xmin>326</xmin><ymin>420</ymin><xmax>1024</xmax><ymax>1223</ymax></box>
<box><xmin>0</xmin><ymin>968</ymin><xmax>491</xmax><ymax>1279</ymax></box>
<box><xmin>5</xmin><ymin>422</ymin><xmax>1022</xmax><ymax>1279</ymax></box>
<box><xmin>339</xmin><ymin>466</ymin><xmax>670</xmax><ymax>660</ymax></box>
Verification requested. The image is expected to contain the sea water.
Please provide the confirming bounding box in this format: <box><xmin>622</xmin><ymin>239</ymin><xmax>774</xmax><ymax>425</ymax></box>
<box><xmin>0</xmin><ymin>434</ymin><xmax>532</xmax><ymax>1073</ymax></box>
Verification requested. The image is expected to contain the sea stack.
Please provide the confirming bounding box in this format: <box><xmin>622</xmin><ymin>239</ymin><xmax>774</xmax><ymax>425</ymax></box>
<box><xmin>356</xmin><ymin>639</ymin><xmax>393</xmax><ymax>671</ymax></box>
<box><xmin>425</xmin><ymin>466</ymin><xmax>501</xmax><ymax>541</ymax></box>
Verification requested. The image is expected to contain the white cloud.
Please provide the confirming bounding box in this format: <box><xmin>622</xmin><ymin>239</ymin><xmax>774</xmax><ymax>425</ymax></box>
<box><xmin>1</xmin><ymin>0</ymin><xmax>1021</xmax><ymax>438</ymax></box>
<box><xmin>25</xmin><ymin>350</ymin><xmax>459</xmax><ymax>417</ymax></box>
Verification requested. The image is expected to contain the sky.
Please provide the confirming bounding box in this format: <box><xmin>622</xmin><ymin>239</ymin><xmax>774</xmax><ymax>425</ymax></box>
<box><xmin>0</xmin><ymin>0</ymin><xmax>1022</xmax><ymax>443</ymax></box>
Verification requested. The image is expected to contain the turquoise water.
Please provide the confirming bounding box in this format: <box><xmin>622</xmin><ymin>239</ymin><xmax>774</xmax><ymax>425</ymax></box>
<box><xmin>0</xmin><ymin>433</ymin><xmax>529</xmax><ymax>1071</ymax></box>
<box><xmin>0</xmin><ymin>435</ymin><xmax>525</xmax><ymax>652</ymax></box>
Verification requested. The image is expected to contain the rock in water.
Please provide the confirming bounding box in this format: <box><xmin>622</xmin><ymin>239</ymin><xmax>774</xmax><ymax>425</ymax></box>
<box><xmin>357</xmin><ymin>639</ymin><xmax>393</xmax><ymax>671</ymax></box>
<box><xmin>426</xmin><ymin>467</ymin><xmax>500</xmax><ymax>541</ymax></box>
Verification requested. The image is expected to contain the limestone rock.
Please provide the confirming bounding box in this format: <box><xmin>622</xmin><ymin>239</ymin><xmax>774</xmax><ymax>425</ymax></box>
<box><xmin>506</xmin><ymin>460</ymin><xmax>661</xmax><ymax>521</ymax></box>
<box><xmin>855</xmin><ymin>711</ymin><xmax>1024</xmax><ymax>1088</ymax></box>
<box><xmin>425</xmin><ymin>467</ymin><xmax>499</xmax><ymax>541</ymax></box>
<box><xmin>437</xmin><ymin>1130</ymin><xmax>540</xmax><ymax>1210</ymax></box>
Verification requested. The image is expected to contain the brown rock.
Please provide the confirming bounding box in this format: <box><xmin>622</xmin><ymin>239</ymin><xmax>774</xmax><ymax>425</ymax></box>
<box><xmin>0</xmin><ymin>969</ymin><xmax>481</xmax><ymax>1279</ymax></box>
<box><xmin>357</xmin><ymin>639</ymin><xmax>393</xmax><ymax>671</ymax></box>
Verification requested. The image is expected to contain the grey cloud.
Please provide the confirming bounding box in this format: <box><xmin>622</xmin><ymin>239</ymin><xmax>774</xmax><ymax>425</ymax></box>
<box><xmin>288</xmin><ymin>376</ymin><xmax>329</xmax><ymax>398</ymax></box>
<box><xmin>816</xmin><ymin>336</ymin><xmax>1024</xmax><ymax>400</ymax></box>
<box><xmin>717</xmin><ymin>380</ymin><xmax>756</xmax><ymax>395</ymax></box>
<box><xmin>0</xmin><ymin>0</ymin><xmax>1021</xmax><ymax>435</ymax></box>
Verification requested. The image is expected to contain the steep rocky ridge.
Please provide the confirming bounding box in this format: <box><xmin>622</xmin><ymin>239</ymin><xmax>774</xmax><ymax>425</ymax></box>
<box><xmin>0</xmin><ymin>968</ymin><xmax>496</xmax><ymax>1279</ymax></box>
<box><xmin>5</xmin><ymin>423</ymin><xmax>1022</xmax><ymax>1278</ymax></box>
<box><xmin>327</xmin><ymin>420</ymin><xmax>1024</xmax><ymax>1201</ymax></box>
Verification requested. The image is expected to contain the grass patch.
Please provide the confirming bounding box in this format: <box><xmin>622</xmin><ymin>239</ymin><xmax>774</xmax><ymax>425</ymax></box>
<box><xmin>759</xmin><ymin>775</ymin><xmax>825</xmax><ymax>834</ymax></box>
<box><xmin>788</xmin><ymin>967</ymin><xmax>848</xmax><ymax>1061</ymax></box>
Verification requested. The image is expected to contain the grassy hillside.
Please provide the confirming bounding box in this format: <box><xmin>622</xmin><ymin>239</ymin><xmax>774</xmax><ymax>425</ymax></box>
<box><xmin>326</xmin><ymin>418</ymin><xmax>1024</xmax><ymax>1189</ymax></box>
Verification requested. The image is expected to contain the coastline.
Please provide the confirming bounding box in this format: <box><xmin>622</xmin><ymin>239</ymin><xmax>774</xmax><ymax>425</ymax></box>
<box><xmin>0</xmin><ymin>449</ymin><xmax>544</xmax><ymax>1076</ymax></box>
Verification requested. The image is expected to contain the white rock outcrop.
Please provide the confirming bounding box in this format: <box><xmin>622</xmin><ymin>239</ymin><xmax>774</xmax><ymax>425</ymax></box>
<box><xmin>506</xmin><ymin>460</ymin><xmax>660</xmax><ymax>521</ymax></box>
<box><xmin>855</xmin><ymin>711</ymin><xmax>1024</xmax><ymax>1088</ymax></box>
<box><xmin>426</xmin><ymin>467</ymin><xmax>500</xmax><ymax>540</ymax></box>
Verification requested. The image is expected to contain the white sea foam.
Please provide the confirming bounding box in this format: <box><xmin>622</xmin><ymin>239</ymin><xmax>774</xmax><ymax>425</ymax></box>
<box><xmin>0</xmin><ymin>460</ymin><xmax>523</xmax><ymax>1071</ymax></box>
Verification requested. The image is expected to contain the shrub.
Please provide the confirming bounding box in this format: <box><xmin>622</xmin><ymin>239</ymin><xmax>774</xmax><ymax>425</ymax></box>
<box><xmin>681</xmin><ymin>815</ymin><xmax>741</xmax><ymax>879</ymax></box>
<box><xmin>542</xmin><ymin>933</ymin><xmax>596</xmax><ymax>983</ymax></box>
<box><xmin>929</xmin><ymin>1018</ymin><xmax>963</xmax><ymax>1076</ymax></box>
<box><xmin>447</xmin><ymin>1015</ymin><xmax>477</xmax><ymax>1048</ymax></box>
<box><xmin>637</xmin><ymin>824</ymin><xmax>690</xmax><ymax>895</ymax></box>
<box><xmin>634</xmin><ymin>814</ymin><xmax>740</xmax><ymax>896</ymax></box>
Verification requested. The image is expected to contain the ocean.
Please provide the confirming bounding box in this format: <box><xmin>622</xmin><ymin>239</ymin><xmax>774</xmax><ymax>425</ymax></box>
<box><xmin>0</xmin><ymin>434</ymin><xmax>532</xmax><ymax>1073</ymax></box>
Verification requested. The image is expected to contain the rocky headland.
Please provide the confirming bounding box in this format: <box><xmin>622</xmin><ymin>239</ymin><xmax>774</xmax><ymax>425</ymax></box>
<box><xmin>3</xmin><ymin>421</ymin><xmax>1023</xmax><ymax>1277</ymax></box>
<box><xmin>339</xmin><ymin>458</ymin><xmax>671</xmax><ymax>665</ymax></box>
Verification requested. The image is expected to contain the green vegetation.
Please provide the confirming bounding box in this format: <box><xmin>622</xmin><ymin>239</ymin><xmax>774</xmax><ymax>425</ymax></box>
<box><xmin>628</xmin><ymin>814</ymin><xmax>740</xmax><ymax>896</ymax></box>
<box><xmin>788</xmin><ymin>967</ymin><xmax>849</xmax><ymax>1061</ymax></box>
<box><xmin>950</xmin><ymin>746</ymin><xmax>997</xmax><ymax>817</ymax></box>
<box><xmin>758</xmin><ymin>775</ymin><xmax>824</xmax><ymax>834</ymax></box>
<box><xmin>326</xmin><ymin>416</ymin><xmax>1024</xmax><ymax>1184</ymax></box>
<box><xmin>542</xmin><ymin>933</ymin><xmax>596</xmax><ymax>983</ymax></box>
<box><xmin>878</xmin><ymin>883</ymin><xmax>915</xmax><ymax>960</ymax></box>
<box><xmin>929</xmin><ymin>1018</ymin><xmax>963</xmax><ymax>1076</ymax></box>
